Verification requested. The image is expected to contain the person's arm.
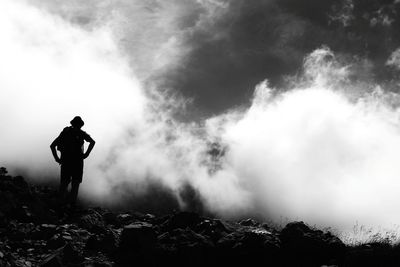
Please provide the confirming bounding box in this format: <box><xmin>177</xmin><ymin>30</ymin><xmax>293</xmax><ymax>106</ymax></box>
<box><xmin>50</xmin><ymin>137</ymin><xmax>61</xmax><ymax>164</ymax></box>
<box><xmin>83</xmin><ymin>135</ymin><xmax>95</xmax><ymax>159</ymax></box>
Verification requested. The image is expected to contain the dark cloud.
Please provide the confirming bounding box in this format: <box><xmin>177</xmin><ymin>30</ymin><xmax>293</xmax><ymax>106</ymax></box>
<box><xmin>155</xmin><ymin>0</ymin><xmax>400</xmax><ymax>116</ymax></box>
<box><xmin>24</xmin><ymin>0</ymin><xmax>400</xmax><ymax>116</ymax></box>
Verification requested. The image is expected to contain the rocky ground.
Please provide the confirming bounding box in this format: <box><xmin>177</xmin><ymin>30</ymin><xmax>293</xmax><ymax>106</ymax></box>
<box><xmin>1</xmin><ymin>168</ymin><xmax>400</xmax><ymax>267</ymax></box>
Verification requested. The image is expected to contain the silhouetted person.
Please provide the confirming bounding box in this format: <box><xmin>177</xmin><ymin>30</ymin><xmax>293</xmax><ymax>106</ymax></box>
<box><xmin>50</xmin><ymin>116</ymin><xmax>95</xmax><ymax>206</ymax></box>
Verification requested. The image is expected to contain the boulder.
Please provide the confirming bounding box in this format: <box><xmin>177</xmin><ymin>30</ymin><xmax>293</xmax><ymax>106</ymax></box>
<box><xmin>158</xmin><ymin>228</ymin><xmax>213</xmax><ymax>248</ymax></box>
<box><xmin>40</xmin><ymin>254</ymin><xmax>62</xmax><ymax>267</ymax></box>
<box><xmin>280</xmin><ymin>221</ymin><xmax>346</xmax><ymax>266</ymax></box>
<box><xmin>239</xmin><ymin>218</ymin><xmax>260</xmax><ymax>227</ymax></box>
<box><xmin>14</xmin><ymin>259</ymin><xmax>33</xmax><ymax>267</ymax></box>
<box><xmin>192</xmin><ymin>219</ymin><xmax>230</xmax><ymax>243</ymax></box>
<box><xmin>344</xmin><ymin>242</ymin><xmax>400</xmax><ymax>266</ymax></box>
<box><xmin>119</xmin><ymin>222</ymin><xmax>157</xmax><ymax>250</ymax></box>
<box><xmin>62</xmin><ymin>243</ymin><xmax>84</xmax><ymax>263</ymax></box>
<box><xmin>13</xmin><ymin>176</ymin><xmax>28</xmax><ymax>189</ymax></box>
<box><xmin>156</xmin><ymin>228</ymin><xmax>215</xmax><ymax>267</ymax></box>
<box><xmin>77</xmin><ymin>209</ymin><xmax>106</xmax><ymax>234</ymax></box>
<box><xmin>115</xmin><ymin>213</ymin><xmax>134</xmax><ymax>225</ymax></box>
<box><xmin>31</xmin><ymin>224</ymin><xmax>57</xmax><ymax>240</ymax></box>
<box><xmin>40</xmin><ymin>244</ymin><xmax>83</xmax><ymax>267</ymax></box>
<box><xmin>116</xmin><ymin>222</ymin><xmax>157</xmax><ymax>265</ymax></box>
<box><xmin>84</xmin><ymin>261</ymin><xmax>113</xmax><ymax>267</ymax></box>
<box><xmin>85</xmin><ymin>229</ymin><xmax>118</xmax><ymax>254</ymax></box>
<box><xmin>0</xmin><ymin>191</ymin><xmax>19</xmax><ymax>215</ymax></box>
<box><xmin>46</xmin><ymin>235</ymin><xmax>66</xmax><ymax>249</ymax></box>
<box><xmin>7</xmin><ymin>222</ymin><xmax>35</xmax><ymax>242</ymax></box>
<box><xmin>162</xmin><ymin>212</ymin><xmax>202</xmax><ymax>231</ymax></box>
<box><xmin>0</xmin><ymin>175</ymin><xmax>54</xmax><ymax>224</ymax></box>
<box><xmin>217</xmin><ymin>227</ymin><xmax>281</xmax><ymax>265</ymax></box>
<box><xmin>102</xmin><ymin>212</ymin><xmax>118</xmax><ymax>226</ymax></box>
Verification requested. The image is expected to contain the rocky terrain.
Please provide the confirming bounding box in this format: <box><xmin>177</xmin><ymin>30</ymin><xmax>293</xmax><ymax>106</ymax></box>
<box><xmin>1</xmin><ymin>167</ymin><xmax>400</xmax><ymax>267</ymax></box>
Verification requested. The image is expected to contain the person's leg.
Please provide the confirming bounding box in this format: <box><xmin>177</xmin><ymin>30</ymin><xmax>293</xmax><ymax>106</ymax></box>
<box><xmin>69</xmin><ymin>160</ymin><xmax>83</xmax><ymax>206</ymax></box>
<box><xmin>59</xmin><ymin>164</ymin><xmax>71</xmax><ymax>204</ymax></box>
<box><xmin>69</xmin><ymin>180</ymin><xmax>80</xmax><ymax>206</ymax></box>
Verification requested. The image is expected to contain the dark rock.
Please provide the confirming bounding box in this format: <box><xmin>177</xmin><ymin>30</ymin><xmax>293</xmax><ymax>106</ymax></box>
<box><xmin>32</xmin><ymin>224</ymin><xmax>57</xmax><ymax>240</ymax></box>
<box><xmin>7</xmin><ymin>223</ymin><xmax>35</xmax><ymax>242</ymax></box>
<box><xmin>344</xmin><ymin>242</ymin><xmax>400</xmax><ymax>267</ymax></box>
<box><xmin>0</xmin><ymin>174</ymin><xmax>55</xmax><ymax>224</ymax></box>
<box><xmin>195</xmin><ymin>219</ymin><xmax>229</xmax><ymax>233</ymax></box>
<box><xmin>162</xmin><ymin>212</ymin><xmax>202</xmax><ymax>231</ymax></box>
<box><xmin>144</xmin><ymin>213</ymin><xmax>156</xmax><ymax>220</ymax></box>
<box><xmin>0</xmin><ymin>191</ymin><xmax>19</xmax><ymax>215</ymax></box>
<box><xmin>85</xmin><ymin>262</ymin><xmax>113</xmax><ymax>267</ymax></box>
<box><xmin>192</xmin><ymin>219</ymin><xmax>230</xmax><ymax>243</ymax></box>
<box><xmin>156</xmin><ymin>228</ymin><xmax>215</xmax><ymax>266</ymax></box>
<box><xmin>239</xmin><ymin>218</ymin><xmax>260</xmax><ymax>227</ymax></box>
<box><xmin>14</xmin><ymin>206</ymin><xmax>33</xmax><ymax>223</ymax></box>
<box><xmin>3</xmin><ymin>169</ymin><xmax>395</xmax><ymax>267</ymax></box>
<box><xmin>28</xmin><ymin>198</ymin><xmax>56</xmax><ymax>224</ymax></box>
<box><xmin>280</xmin><ymin>221</ymin><xmax>346</xmax><ymax>266</ymax></box>
<box><xmin>116</xmin><ymin>222</ymin><xmax>157</xmax><ymax>265</ymax></box>
<box><xmin>14</xmin><ymin>259</ymin><xmax>33</xmax><ymax>267</ymax></box>
<box><xmin>46</xmin><ymin>235</ymin><xmax>66</xmax><ymax>249</ymax></box>
<box><xmin>41</xmin><ymin>223</ymin><xmax>57</xmax><ymax>230</ymax></box>
<box><xmin>158</xmin><ymin>228</ymin><xmax>213</xmax><ymax>247</ymax></box>
<box><xmin>40</xmin><ymin>253</ymin><xmax>62</xmax><ymax>267</ymax></box>
<box><xmin>40</xmin><ymin>244</ymin><xmax>83</xmax><ymax>267</ymax></box>
<box><xmin>116</xmin><ymin>213</ymin><xmax>134</xmax><ymax>225</ymax></box>
<box><xmin>62</xmin><ymin>243</ymin><xmax>84</xmax><ymax>263</ymax></box>
<box><xmin>62</xmin><ymin>235</ymin><xmax>73</xmax><ymax>241</ymax></box>
<box><xmin>119</xmin><ymin>222</ymin><xmax>157</xmax><ymax>250</ymax></box>
<box><xmin>13</xmin><ymin>176</ymin><xmax>28</xmax><ymax>189</ymax></box>
<box><xmin>40</xmin><ymin>246</ymin><xmax>64</xmax><ymax>267</ymax></box>
<box><xmin>102</xmin><ymin>212</ymin><xmax>118</xmax><ymax>226</ymax></box>
<box><xmin>77</xmin><ymin>209</ymin><xmax>106</xmax><ymax>234</ymax></box>
<box><xmin>85</xmin><ymin>229</ymin><xmax>118</xmax><ymax>254</ymax></box>
<box><xmin>135</xmin><ymin>212</ymin><xmax>156</xmax><ymax>223</ymax></box>
<box><xmin>152</xmin><ymin>214</ymin><xmax>170</xmax><ymax>226</ymax></box>
<box><xmin>218</xmin><ymin>226</ymin><xmax>275</xmax><ymax>247</ymax></box>
<box><xmin>217</xmin><ymin>226</ymin><xmax>281</xmax><ymax>265</ymax></box>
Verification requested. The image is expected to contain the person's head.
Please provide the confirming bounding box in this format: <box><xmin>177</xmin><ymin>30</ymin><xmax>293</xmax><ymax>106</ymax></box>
<box><xmin>70</xmin><ymin>116</ymin><xmax>84</xmax><ymax>129</ymax></box>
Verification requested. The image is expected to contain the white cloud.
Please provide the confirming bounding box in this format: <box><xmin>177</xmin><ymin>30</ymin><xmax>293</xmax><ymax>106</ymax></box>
<box><xmin>25</xmin><ymin>0</ymin><xmax>229</xmax><ymax>81</ymax></box>
<box><xmin>0</xmin><ymin>0</ymin><xmax>249</xmax><ymax>216</ymax></box>
<box><xmin>5</xmin><ymin>0</ymin><xmax>400</xmax><ymax>241</ymax></box>
<box><xmin>0</xmin><ymin>0</ymin><xmax>146</xmax><ymax>185</ymax></box>
<box><xmin>203</xmin><ymin>48</ymin><xmax>400</xmax><ymax>231</ymax></box>
<box><xmin>386</xmin><ymin>47</ymin><xmax>400</xmax><ymax>70</ymax></box>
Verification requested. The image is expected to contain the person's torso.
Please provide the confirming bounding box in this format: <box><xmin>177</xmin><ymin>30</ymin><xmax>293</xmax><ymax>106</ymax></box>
<box><xmin>58</xmin><ymin>127</ymin><xmax>85</xmax><ymax>160</ymax></box>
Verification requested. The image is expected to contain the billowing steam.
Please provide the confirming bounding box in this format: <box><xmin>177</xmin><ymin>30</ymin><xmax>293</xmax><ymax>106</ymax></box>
<box><xmin>4</xmin><ymin>0</ymin><xmax>400</xmax><ymax>238</ymax></box>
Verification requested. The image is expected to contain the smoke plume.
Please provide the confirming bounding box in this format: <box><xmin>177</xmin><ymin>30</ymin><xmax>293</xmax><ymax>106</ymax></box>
<box><xmin>4</xmin><ymin>0</ymin><xmax>400</xmax><ymax>239</ymax></box>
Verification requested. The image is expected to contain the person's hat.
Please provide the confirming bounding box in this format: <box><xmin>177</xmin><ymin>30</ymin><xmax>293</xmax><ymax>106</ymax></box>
<box><xmin>70</xmin><ymin>116</ymin><xmax>84</xmax><ymax>127</ymax></box>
